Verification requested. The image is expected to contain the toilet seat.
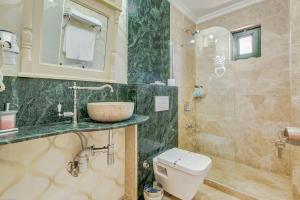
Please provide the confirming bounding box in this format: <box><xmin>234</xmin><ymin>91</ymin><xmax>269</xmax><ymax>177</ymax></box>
<box><xmin>156</xmin><ymin>148</ymin><xmax>211</xmax><ymax>176</ymax></box>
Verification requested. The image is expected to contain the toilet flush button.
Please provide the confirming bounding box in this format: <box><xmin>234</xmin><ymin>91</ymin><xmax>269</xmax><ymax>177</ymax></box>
<box><xmin>173</xmin><ymin>160</ymin><xmax>178</xmax><ymax>166</ymax></box>
<box><xmin>155</xmin><ymin>96</ymin><xmax>169</xmax><ymax>112</ymax></box>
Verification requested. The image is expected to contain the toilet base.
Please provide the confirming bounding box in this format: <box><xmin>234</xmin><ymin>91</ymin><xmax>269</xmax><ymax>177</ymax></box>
<box><xmin>153</xmin><ymin>148</ymin><xmax>212</xmax><ymax>200</ymax></box>
<box><xmin>154</xmin><ymin>161</ymin><xmax>206</xmax><ymax>200</ymax></box>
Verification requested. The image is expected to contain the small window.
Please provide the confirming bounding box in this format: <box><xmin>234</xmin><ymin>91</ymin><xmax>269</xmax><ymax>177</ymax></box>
<box><xmin>232</xmin><ymin>26</ymin><xmax>261</xmax><ymax>60</ymax></box>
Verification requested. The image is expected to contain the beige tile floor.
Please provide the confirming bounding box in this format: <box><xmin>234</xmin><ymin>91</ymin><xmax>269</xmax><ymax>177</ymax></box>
<box><xmin>162</xmin><ymin>155</ymin><xmax>294</xmax><ymax>200</ymax></box>
<box><xmin>206</xmin><ymin>156</ymin><xmax>294</xmax><ymax>200</ymax></box>
<box><xmin>163</xmin><ymin>184</ymin><xmax>239</xmax><ymax>200</ymax></box>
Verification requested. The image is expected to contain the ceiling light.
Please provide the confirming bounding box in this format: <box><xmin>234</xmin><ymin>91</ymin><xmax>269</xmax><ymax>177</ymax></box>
<box><xmin>190</xmin><ymin>39</ymin><xmax>196</xmax><ymax>44</ymax></box>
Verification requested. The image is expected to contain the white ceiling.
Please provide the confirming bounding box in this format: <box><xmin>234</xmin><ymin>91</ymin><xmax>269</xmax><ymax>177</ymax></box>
<box><xmin>184</xmin><ymin>0</ymin><xmax>242</xmax><ymax>17</ymax></box>
<box><xmin>169</xmin><ymin>0</ymin><xmax>264</xmax><ymax>24</ymax></box>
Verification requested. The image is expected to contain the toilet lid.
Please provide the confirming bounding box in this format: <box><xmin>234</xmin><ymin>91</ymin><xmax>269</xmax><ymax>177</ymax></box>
<box><xmin>156</xmin><ymin>148</ymin><xmax>212</xmax><ymax>176</ymax></box>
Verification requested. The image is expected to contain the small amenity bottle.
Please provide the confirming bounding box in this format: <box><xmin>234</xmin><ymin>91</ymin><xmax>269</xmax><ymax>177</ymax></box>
<box><xmin>0</xmin><ymin>103</ymin><xmax>17</xmax><ymax>131</ymax></box>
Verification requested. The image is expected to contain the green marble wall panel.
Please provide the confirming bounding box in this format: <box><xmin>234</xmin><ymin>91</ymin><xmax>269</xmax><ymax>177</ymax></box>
<box><xmin>128</xmin><ymin>84</ymin><xmax>178</xmax><ymax>199</ymax></box>
<box><xmin>128</xmin><ymin>0</ymin><xmax>170</xmax><ymax>84</ymax></box>
<box><xmin>0</xmin><ymin>77</ymin><xmax>129</xmax><ymax>127</ymax></box>
<box><xmin>0</xmin><ymin>77</ymin><xmax>178</xmax><ymax>200</ymax></box>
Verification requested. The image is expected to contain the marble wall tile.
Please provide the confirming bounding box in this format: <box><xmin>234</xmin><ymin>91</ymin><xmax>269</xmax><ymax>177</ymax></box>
<box><xmin>194</xmin><ymin>93</ymin><xmax>236</xmax><ymax>161</ymax></box>
<box><xmin>0</xmin><ymin>77</ymin><xmax>179</xmax><ymax>200</ymax></box>
<box><xmin>236</xmin><ymin>95</ymin><xmax>291</xmax><ymax>125</ymax></box>
<box><xmin>170</xmin><ymin>5</ymin><xmax>196</xmax><ymax>151</ymax></box>
<box><xmin>128</xmin><ymin>84</ymin><xmax>178</xmax><ymax>199</ymax></box>
<box><xmin>0</xmin><ymin>77</ymin><xmax>130</xmax><ymax>127</ymax></box>
<box><xmin>171</xmin><ymin>0</ymin><xmax>299</xmax><ymax>197</ymax></box>
<box><xmin>187</xmin><ymin>0</ymin><xmax>292</xmax><ymax>175</ymax></box>
<box><xmin>128</xmin><ymin>0</ymin><xmax>170</xmax><ymax>84</ymax></box>
<box><xmin>290</xmin><ymin>0</ymin><xmax>300</xmax><ymax>197</ymax></box>
<box><xmin>0</xmin><ymin>129</ymin><xmax>125</xmax><ymax>200</ymax></box>
<box><xmin>0</xmin><ymin>78</ymin><xmax>179</xmax><ymax>200</ymax></box>
<box><xmin>291</xmin><ymin>145</ymin><xmax>300</xmax><ymax>200</ymax></box>
<box><xmin>197</xmin><ymin>133</ymin><xmax>236</xmax><ymax>160</ymax></box>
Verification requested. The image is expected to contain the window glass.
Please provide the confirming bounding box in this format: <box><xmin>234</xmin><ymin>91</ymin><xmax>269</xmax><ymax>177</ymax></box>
<box><xmin>239</xmin><ymin>35</ymin><xmax>253</xmax><ymax>55</ymax></box>
<box><xmin>232</xmin><ymin>26</ymin><xmax>261</xmax><ymax>60</ymax></box>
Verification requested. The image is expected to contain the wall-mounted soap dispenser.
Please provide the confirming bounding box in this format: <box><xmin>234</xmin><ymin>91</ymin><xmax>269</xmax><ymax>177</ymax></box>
<box><xmin>193</xmin><ymin>85</ymin><xmax>206</xmax><ymax>98</ymax></box>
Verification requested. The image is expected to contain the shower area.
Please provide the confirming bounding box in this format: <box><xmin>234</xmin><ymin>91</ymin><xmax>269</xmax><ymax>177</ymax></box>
<box><xmin>193</xmin><ymin>27</ymin><xmax>236</xmax><ymax>161</ymax></box>
<box><xmin>173</xmin><ymin>13</ymin><xmax>298</xmax><ymax>200</ymax></box>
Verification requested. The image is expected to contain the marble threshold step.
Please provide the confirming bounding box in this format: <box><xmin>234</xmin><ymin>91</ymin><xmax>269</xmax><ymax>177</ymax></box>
<box><xmin>205</xmin><ymin>156</ymin><xmax>294</xmax><ymax>200</ymax></box>
<box><xmin>204</xmin><ymin>178</ymin><xmax>256</xmax><ymax>200</ymax></box>
<box><xmin>163</xmin><ymin>184</ymin><xmax>240</xmax><ymax>200</ymax></box>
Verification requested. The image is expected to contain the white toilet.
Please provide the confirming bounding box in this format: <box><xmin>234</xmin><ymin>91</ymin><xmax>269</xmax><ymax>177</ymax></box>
<box><xmin>153</xmin><ymin>148</ymin><xmax>212</xmax><ymax>200</ymax></box>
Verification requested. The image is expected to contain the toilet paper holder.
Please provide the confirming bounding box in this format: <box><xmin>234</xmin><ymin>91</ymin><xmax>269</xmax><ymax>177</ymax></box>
<box><xmin>283</xmin><ymin>127</ymin><xmax>300</xmax><ymax>146</ymax></box>
<box><xmin>143</xmin><ymin>160</ymin><xmax>152</xmax><ymax>169</ymax></box>
<box><xmin>275</xmin><ymin>127</ymin><xmax>300</xmax><ymax>159</ymax></box>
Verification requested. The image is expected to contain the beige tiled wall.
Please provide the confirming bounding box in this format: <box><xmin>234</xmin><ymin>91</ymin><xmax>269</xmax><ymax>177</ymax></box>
<box><xmin>176</xmin><ymin>0</ymin><xmax>292</xmax><ymax>176</ymax></box>
<box><xmin>193</xmin><ymin>27</ymin><xmax>235</xmax><ymax>161</ymax></box>
<box><xmin>170</xmin><ymin>5</ymin><xmax>197</xmax><ymax>151</ymax></box>
<box><xmin>290</xmin><ymin>0</ymin><xmax>300</xmax><ymax>198</ymax></box>
<box><xmin>0</xmin><ymin>129</ymin><xmax>125</xmax><ymax>200</ymax></box>
<box><xmin>173</xmin><ymin>0</ymin><xmax>300</xmax><ymax>198</ymax></box>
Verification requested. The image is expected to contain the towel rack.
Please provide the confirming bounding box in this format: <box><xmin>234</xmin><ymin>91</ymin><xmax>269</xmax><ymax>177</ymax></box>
<box><xmin>63</xmin><ymin>8</ymin><xmax>102</xmax><ymax>32</ymax></box>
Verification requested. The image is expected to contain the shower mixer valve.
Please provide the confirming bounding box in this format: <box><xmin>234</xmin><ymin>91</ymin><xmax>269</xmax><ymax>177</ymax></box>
<box><xmin>275</xmin><ymin>139</ymin><xmax>286</xmax><ymax>159</ymax></box>
<box><xmin>184</xmin><ymin>123</ymin><xmax>194</xmax><ymax>129</ymax></box>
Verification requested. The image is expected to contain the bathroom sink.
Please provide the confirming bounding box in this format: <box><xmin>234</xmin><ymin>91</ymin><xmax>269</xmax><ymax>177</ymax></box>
<box><xmin>87</xmin><ymin>102</ymin><xmax>134</xmax><ymax>122</ymax></box>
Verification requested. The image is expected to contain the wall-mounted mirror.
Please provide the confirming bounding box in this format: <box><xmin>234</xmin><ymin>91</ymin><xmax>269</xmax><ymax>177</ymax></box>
<box><xmin>19</xmin><ymin>0</ymin><xmax>122</xmax><ymax>82</ymax></box>
<box><xmin>41</xmin><ymin>0</ymin><xmax>108</xmax><ymax>71</ymax></box>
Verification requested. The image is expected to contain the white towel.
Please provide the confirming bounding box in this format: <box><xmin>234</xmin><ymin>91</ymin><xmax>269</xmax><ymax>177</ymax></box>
<box><xmin>63</xmin><ymin>24</ymin><xmax>96</xmax><ymax>62</ymax></box>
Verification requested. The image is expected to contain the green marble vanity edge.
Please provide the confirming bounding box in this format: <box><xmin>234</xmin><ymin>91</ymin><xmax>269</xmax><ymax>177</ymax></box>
<box><xmin>0</xmin><ymin>114</ymin><xmax>149</xmax><ymax>145</ymax></box>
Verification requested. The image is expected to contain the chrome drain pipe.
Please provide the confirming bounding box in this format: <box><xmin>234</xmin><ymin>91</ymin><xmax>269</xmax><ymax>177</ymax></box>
<box><xmin>107</xmin><ymin>129</ymin><xmax>115</xmax><ymax>165</ymax></box>
<box><xmin>67</xmin><ymin>130</ymin><xmax>115</xmax><ymax>177</ymax></box>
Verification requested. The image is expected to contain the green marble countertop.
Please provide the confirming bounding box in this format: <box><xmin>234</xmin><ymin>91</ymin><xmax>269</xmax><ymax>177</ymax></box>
<box><xmin>0</xmin><ymin>114</ymin><xmax>149</xmax><ymax>145</ymax></box>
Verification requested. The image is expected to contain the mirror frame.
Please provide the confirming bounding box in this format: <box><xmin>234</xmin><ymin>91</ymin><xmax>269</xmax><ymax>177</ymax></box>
<box><xmin>19</xmin><ymin>0</ymin><xmax>122</xmax><ymax>82</ymax></box>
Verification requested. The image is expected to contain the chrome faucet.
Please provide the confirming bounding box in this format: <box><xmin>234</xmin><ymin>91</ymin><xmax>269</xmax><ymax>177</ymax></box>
<box><xmin>58</xmin><ymin>82</ymin><xmax>114</xmax><ymax>126</ymax></box>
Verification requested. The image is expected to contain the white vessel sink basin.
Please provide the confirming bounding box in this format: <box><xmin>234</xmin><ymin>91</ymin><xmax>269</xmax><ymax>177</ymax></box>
<box><xmin>87</xmin><ymin>102</ymin><xmax>135</xmax><ymax>122</ymax></box>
